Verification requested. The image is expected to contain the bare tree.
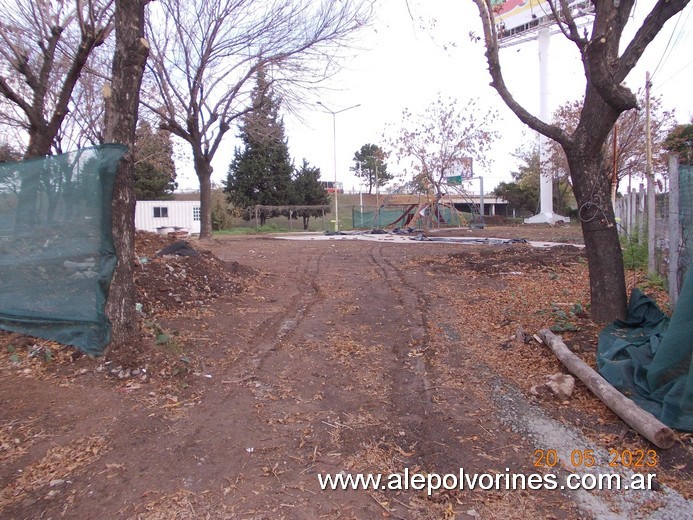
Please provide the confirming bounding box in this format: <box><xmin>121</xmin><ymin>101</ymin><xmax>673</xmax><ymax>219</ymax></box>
<box><xmin>472</xmin><ymin>0</ymin><xmax>690</xmax><ymax>322</ymax></box>
<box><xmin>103</xmin><ymin>0</ymin><xmax>150</xmax><ymax>350</ymax></box>
<box><xmin>0</xmin><ymin>0</ymin><xmax>114</xmax><ymax>232</ymax></box>
<box><xmin>143</xmin><ymin>0</ymin><xmax>374</xmax><ymax>239</ymax></box>
<box><xmin>386</xmin><ymin>94</ymin><xmax>498</xmax><ymax>204</ymax></box>
<box><xmin>0</xmin><ymin>0</ymin><xmax>114</xmax><ymax>158</ymax></box>
<box><xmin>548</xmin><ymin>94</ymin><xmax>676</xmax><ymax>192</ymax></box>
<box><xmin>57</xmin><ymin>50</ymin><xmax>114</xmax><ymax>151</ymax></box>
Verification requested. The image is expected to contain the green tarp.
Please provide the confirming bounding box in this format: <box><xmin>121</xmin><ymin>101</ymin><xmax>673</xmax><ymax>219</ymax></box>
<box><xmin>597</xmin><ymin>268</ymin><xmax>693</xmax><ymax>431</ymax></box>
<box><xmin>0</xmin><ymin>145</ymin><xmax>126</xmax><ymax>356</ymax></box>
<box><xmin>353</xmin><ymin>205</ymin><xmax>462</xmax><ymax>229</ymax></box>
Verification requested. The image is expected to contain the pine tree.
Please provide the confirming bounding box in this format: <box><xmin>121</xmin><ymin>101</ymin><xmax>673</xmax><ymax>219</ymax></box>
<box><xmin>293</xmin><ymin>159</ymin><xmax>330</xmax><ymax>229</ymax></box>
<box><xmin>225</xmin><ymin>69</ymin><xmax>294</xmax><ymax>225</ymax></box>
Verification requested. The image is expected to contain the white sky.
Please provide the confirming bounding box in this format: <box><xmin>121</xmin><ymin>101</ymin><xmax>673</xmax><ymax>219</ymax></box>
<box><xmin>175</xmin><ymin>0</ymin><xmax>693</xmax><ymax>194</ymax></box>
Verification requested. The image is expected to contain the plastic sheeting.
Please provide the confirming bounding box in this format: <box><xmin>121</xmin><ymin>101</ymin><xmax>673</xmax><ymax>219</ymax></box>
<box><xmin>0</xmin><ymin>145</ymin><xmax>126</xmax><ymax>355</ymax></box>
<box><xmin>597</xmin><ymin>268</ymin><xmax>693</xmax><ymax>431</ymax></box>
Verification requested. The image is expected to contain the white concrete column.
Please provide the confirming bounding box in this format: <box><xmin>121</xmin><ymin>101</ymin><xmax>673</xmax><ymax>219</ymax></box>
<box><xmin>524</xmin><ymin>27</ymin><xmax>569</xmax><ymax>224</ymax></box>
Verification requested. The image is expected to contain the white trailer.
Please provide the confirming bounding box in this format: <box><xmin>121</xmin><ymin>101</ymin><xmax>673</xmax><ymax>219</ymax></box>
<box><xmin>135</xmin><ymin>200</ymin><xmax>201</xmax><ymax>235</ymax></box>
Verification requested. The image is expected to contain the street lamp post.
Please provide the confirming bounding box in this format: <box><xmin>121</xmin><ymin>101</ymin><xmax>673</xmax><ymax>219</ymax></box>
<box><xmin>317</xmin><ymin>101</ymin><xmax>360</xmax><ymax>232</ymax></box>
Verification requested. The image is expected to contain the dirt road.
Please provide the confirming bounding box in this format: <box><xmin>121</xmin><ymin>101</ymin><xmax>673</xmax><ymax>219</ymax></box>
<box><xmin>1</xmin><ymin>228</ymin><xmax>691</xmax><ymax>519</ymax></box>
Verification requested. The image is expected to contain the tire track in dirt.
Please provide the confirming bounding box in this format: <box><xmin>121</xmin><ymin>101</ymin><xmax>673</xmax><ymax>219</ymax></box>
<box><xmin>367</xmin><ymin>244</ymin><xmax>588</xmax><ymax>518</ymax></box>
<box><xmin>367</xmin><ymin>245</ymin><xmax>462</xmax><ymax>469</ymax></box>
<box><xmin>244</xmin><ymin>251</ymin><xmax>323</xmax><ymax>372</ymax></box>
<box><xmin>368</xmin><ymin>245</ymin><xmax>435</xmax><ymax>400</ymax></box>
<box><xmin>201</xmin><ymin>243</ymin><xmax>414</xmax><ymax>518</ymax></box>
<box><xmin>207</xmin><ymin>244</ymin><xmax>325</xmax><ymax>378</ymax></box>
<box><xmin>85</xmin><ymin>246</ymin><xmax>331</xmax><ymax>518</ymax></box>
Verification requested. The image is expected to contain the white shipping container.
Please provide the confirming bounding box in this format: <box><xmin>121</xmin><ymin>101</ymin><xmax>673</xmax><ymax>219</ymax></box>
<box><xmin>135</xmin><ymin>200</ymin><xmax>201</xmax><ymax>234</ymax></box>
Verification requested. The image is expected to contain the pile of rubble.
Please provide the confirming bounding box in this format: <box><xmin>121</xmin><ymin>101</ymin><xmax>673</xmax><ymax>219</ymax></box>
<box><xmin>134</xmin><ymin>231</ymin><xmax>250</xmax><ymax>315</ymax></box>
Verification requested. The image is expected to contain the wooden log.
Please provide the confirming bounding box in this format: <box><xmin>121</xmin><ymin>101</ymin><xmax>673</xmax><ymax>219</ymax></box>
<box><xmin>539</xmin><ymin>328</ymin><xmax>676</xmax><ymax>449</ymax></box>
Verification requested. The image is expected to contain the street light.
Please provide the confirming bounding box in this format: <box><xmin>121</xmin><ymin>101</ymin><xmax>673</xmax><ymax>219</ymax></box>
<box><xmin>317</xmin><ymin>101</ymin><xmax>361</xmax><ymax>232</ymax></box>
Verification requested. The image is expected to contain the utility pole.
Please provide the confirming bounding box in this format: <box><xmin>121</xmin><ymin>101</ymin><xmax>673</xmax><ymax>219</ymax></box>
<box><xmin>645</xmin><ymin>72</ymin><xmax>655</xmax><ymax>275</ymax></box>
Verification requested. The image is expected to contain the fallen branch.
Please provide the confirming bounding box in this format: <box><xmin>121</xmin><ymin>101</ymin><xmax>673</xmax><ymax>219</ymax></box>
<box><xmin>539</xmin><ymin>328</ymin><xmax>676</xmax><ymax>449</ymax></box>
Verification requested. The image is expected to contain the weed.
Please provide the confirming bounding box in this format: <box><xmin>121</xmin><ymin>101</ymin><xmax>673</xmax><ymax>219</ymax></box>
<box><xmin>621</xmin><ymin>237</ymin><xmax>647</xmax><ymax>270</ymax></box>
<box><xmin>146</xmin><ymin>320</ymin><xmax>184</xmax><ymax>356</ymax></box>
<box><xmin>26</xmin><ymin>345</ymin><xmax>54</xmax><ymax>363</ymax></box>
<box><xmin>160</xmin><ymin>336</ymin><xmax>183</xmax><ymax>356</ymax></box>
<box><xmin>549</xmin><ymin>303</ymin><xmax>580</xmax><ymax>333</ymax></box>
<box><xmin>641</xmin><ymin>273</ymin><xmax>667</xmax><ymax>292</ymax></box>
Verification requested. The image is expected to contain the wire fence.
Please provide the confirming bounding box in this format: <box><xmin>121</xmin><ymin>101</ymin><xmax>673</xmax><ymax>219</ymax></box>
<box><xmin>615</xmin><ymin>156</ymin><xmax>691</xmax><ymax>308</ymax></box>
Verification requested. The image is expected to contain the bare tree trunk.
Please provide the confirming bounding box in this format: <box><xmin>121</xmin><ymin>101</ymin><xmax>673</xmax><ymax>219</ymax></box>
<box><xmin>567</xmin><ymin>148</ymin><xmax>628</xmax><ymax>323</ymax></box>
<box><xmin>194</xmin><ymin>153</ymin><xmax>214</xmax><ymax>240</ymax></box>
<box><xmin>104</xmin><ymin>0</ymin><xmax>149</xmax><ymax>350</ymax></box>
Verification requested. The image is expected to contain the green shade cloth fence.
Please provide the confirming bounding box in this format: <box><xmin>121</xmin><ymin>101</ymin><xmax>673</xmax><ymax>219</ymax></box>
<box><xmin>0</xmin><ymin>145</ymin><xmax>126</xmax><ymax>355</ymax></box>
<box><xmin>353</xmin><ymin>204</ymin><xmax>463</xmax><ymax>229</ymax></box>
<box><xmin>597</xmin><ymin>267</ymin><xmax>693</xmax><ymax>431</ymax></box>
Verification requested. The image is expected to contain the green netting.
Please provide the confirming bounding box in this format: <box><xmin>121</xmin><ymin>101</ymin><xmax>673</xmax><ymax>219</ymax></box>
<box><xmin>0</xmin><ymin>145</ymin><xmax>126</xmax><ymax>356</ymax></box>
<box><xmin>597</xmin><ymin>266</ymin><xmax>693</xmax><ymax>431</ymax></box>
<box><xmin>679</xmin><ymin>165</ymin><xmax>692</xmax><ymax>291</ymax></box>
<box><xmin>352</xmin><ymin>205</ymin><xmax>463</xmax><ymax>229</ymax></box>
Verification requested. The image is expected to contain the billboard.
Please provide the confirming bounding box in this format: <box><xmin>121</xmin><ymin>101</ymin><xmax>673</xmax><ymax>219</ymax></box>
<box><xmin>493</xmin><ymin>0</ymin><xmax>592</xmax><ymax>39</ymax></box>
<box><xmin>446</xmin><ymin>157</ymin><xmax>473</xmax><ymax>185</ymax></box>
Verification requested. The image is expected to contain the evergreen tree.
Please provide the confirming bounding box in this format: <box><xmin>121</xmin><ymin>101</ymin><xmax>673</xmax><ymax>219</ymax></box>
<box><xmin>293</xmin><ymin>159</ymin><xmax>330</xmax><ymax>229</ymax></box>
<box><xmin>133</xmin><ymin>121</ymin><xmax>177</xmax><ymax>200</ymax></box>
<box><xmin>225</xmin><ymin>69</ymin><xmax>294</xmax><ymax>225</ymax></box>
<box><xmin>350</xmin><ymin>143</ymin><xmax>392</xmax><ymax>194</ymax></box>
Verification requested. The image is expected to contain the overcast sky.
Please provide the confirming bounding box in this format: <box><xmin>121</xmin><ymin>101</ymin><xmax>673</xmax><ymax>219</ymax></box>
<box><xmin>175</xmin><ymin>0</ymin><xmax>693</xmax><ymax>194</ymax></box>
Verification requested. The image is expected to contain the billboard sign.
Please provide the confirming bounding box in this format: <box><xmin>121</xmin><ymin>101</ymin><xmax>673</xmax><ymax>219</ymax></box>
<box><xmin>446</xmin><ymin>157</ymin><xmax>473</xmax><ymax>185</ymax></box>
<box><xmin>493</xmin><ymin>0</ymin><xmax>592</xmax><ymax>39</ymax></box>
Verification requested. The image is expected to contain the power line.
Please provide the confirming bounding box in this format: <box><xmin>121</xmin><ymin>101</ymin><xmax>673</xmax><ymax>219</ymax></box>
<box><xmin>650</xmin><ymin>6</ymin><xmax>691</xmax><ymax>81</ymax></box>
<box><xmin>658</xmin><ymin>59</ymin><xmax>693</xmax><ymax>88</ymax></box>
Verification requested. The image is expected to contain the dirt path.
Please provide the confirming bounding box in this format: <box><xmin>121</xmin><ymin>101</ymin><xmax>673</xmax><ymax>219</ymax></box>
<box><xmin>1</xmin><ymin>228</ymin><xmax>691</xmax><ymax>519</ymax></box>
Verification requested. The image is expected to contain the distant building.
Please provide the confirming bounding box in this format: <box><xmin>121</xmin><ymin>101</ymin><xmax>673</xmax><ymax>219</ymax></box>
<box><xmin>135</xmin><ymin>200</ymin><xmax>201</xmax><ymax>234</ymax></box>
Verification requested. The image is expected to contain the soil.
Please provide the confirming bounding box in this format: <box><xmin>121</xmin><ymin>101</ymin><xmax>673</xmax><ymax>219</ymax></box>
<box><xmin>0</xmin><ymin>224</ymin><xmax>691</xmax><ymax>520</ymax></box>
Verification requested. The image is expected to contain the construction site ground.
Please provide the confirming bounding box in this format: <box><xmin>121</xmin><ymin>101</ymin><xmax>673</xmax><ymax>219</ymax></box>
<box><xmin>0</xmin><ymin>224</ymin><xmax>691</xmax><ymax>519</ymax></box>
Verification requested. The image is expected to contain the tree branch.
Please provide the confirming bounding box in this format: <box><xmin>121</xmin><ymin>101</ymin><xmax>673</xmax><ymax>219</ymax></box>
<box><xmin>472</xmin><ymin>0</ymin><xmax>572</xmax><ymax>147</ymax></box>
<box><xmin>616</xmin><ymin>0</ymin><xmax>691</xmax><ymax>83</ymax></box>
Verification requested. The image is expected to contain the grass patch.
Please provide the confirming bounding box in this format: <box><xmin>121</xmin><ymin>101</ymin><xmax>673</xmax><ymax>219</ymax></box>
<box><xmin>622</xmin><ymin>238</ymin><xmax>647</xmax><ymax>270</ymax></box>
<box><xmin>214</xmin><ymin>223</ymin><xmax>294</xmax><ymax>236</ymax></box>
<box><xmin>641</xmin><ymin>273</ymin><xmax>667</xmax><ymax>292</ymax></box>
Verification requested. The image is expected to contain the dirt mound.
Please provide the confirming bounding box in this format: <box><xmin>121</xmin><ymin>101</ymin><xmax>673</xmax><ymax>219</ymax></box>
<box><xmin>134</xmin><ymin>231</ymin><xmax>255</xmax><ymax>316</ymax></box>
<box><xmin>446</xmin><ymin>243</ymin><xmax>586</xmax><ymax>275</ymax></box>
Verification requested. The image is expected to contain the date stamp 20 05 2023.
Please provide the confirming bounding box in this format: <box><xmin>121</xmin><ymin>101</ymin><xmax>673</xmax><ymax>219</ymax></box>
<box><xmin>533</xmin><ymin>448</ymin><xmax>658</xmax><ymax>469</ymax></box>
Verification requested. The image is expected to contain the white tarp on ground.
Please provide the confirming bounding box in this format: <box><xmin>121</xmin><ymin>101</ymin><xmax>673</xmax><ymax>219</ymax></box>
<box><xmin>275</xmin><ymin>232</ymin><xmax>584</xmax><ymax>249</ymax></box>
